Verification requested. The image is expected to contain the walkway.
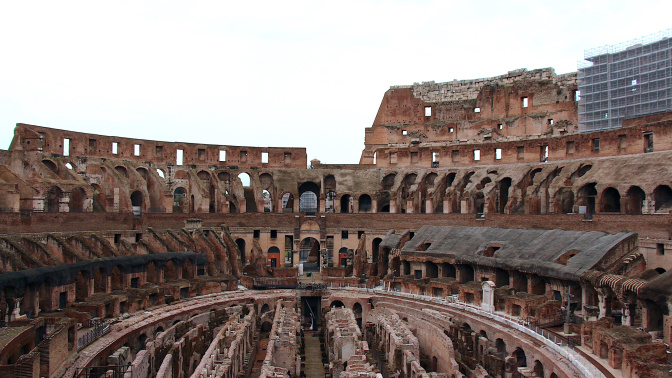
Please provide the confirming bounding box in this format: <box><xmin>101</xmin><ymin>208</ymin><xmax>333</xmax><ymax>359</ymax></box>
<box><xmin>303</xmin><ymin>331</ymin><xmax>325</xmax><ymax>378</ymax></box>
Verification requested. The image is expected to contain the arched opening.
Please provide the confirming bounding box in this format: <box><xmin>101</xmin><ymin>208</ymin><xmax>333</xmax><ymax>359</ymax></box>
<box><xmin>136</xmin><ymin>167</ymin><xmax>149</xmax><ymax>180</ymax></box>
<box><xmin>181</xmin><ymin>259</ymin><xmax>194</xmax><ymax>280</ymax></box>
<box><xmin>75</xmin><ymin>271</ymin><xmax>90</xmax><ymax>301</ymax></box>
<box><xmin>130</xmin><ymin>191</ymin><xmax>143</xmax><ymax>215</ymax></box>
<box><xmin>260</xmin><ymin>321</ymin><xmax>273</xmax><ymax>333</ymax></box>
<box><xmin>46</xmin><ymin>186</ymin><xmax>63</xmax><ymax>213</ymax></box>
<box><xmin>382</xmin><ymin>173</ymin><xmax>396</xmax><ymax>190</ymax></box>
<box><xmin>578</xmin><ymin>183</ymin><xmax>597</xmax><ymax>215</ymax></box>
<box><xmin>237</xmin><ymin>173</ymin><xmax>255</xmax><ymax>213</ymax></box>
<box><xmin>267</xmin><ymin>246</ymin><xmax>280</xmax><ymax>268</ymax></box>
<box><xmin>235</xmin><ymin>239</ymin><xmax>246</xmax><ymax>264</ymax></box>
<box><xmin>459</xmin><ymin>265</ymin><xmax>474</xmax><ymax>283</ymax></box>
<box><xmin>115</xmin><ymin>165</ymin><xmax>128</xmax><ymax>178</ymax></box>
<box><xmin>299</xmin><ymin>182</ymin><xmax>319</xmax><ymax>213</ymax></box>
<box><xmin>442</xmin><ymin>263</ymin><xmax>456</xmax><ymax>278</ymax></box>
<box><xmin>556</xmin><ymin>187</ymin><xmax>575</xmax><ymax>214</ymax></box>
<box><xmin>173</xmin><ymin>187</ymin><xmax>186</xmax><ymax>213</ymax></box>
<box><xmin>42</xmin><ymin>159</ymin><xmax>58</xmax><ymax>174</ymax></box>
<box><xmin>653</xmin><ymin>185</ymin><xmax>672</xmax><ymax>211</ymax></box>
<box><xmin>93</xmin><ymin>267</ymin><xmax>106</xmax><ymax>293</ymax></box>
<box><xmin>262</xmin><ymin>190</ymin><xmax>272</xmax><ymax>212</ymax></box>
<box><xmin>261</xmin><ymin>303</ymin><xmax>271</xmax><ymax>314</ymax></box>
<box><xmin>91</xmin><ymin>184</ymin><xmax>106</xmax><ymax>212</ymax></box>
<box><xmin>495</xmin><ymin>268</ymin><xmax>510</xmax><ymax>287</ymax></box>
<box><xmin>340</xmin><ymin>194</ymin><xmax>352</xmax><ymax>213</ymax></box>
<box><xmin>533</xmin><ymin>360</ymin><xmax>544</xmax><ymax>377</ymax></box>
<box><xmin>330</xmin><ymin>300</ymin><xmax>345</xmax><ymax>308</ymax></box>
<box><xmin>498</xmin><ymin>178</ymin><xmax>512</xmax><ymax>213</ymax></box>
<box><xmin>69</xmin><ymin>187</ymin><xmax>86</xmax><ymax>213</ymax></box>
<box><xmin>474</xmin><ymin>192</ymin><xmax>485</xmax><ymax>215</ymax></box>
<box><xmin>197</xmin><ymin>170</ymin><xmax>210</xmax><ymax>182</ymax></box>
<box><xmin>358</xmin><ymin>194</ymin><xmax>372</xmax><ymax>213</ymax></box>
<box><xmin>426</xmin><ymin>262</ymin><xmax>438</xmax><ymax>278</ymax></box>
<box><xmin>154</xmin><ymin>327</ymin><xmax>164</xmax><ymax>337</ymax></box>
<box><xmin>338</xmin><ymin>247</ymin><xmax>348</xmax><ymax>267</ymax></box>
<box><xmin>238</xmin><ymin>172</ymin><xmax>251</xmax><ymax>187</ymax></box>
<box><xmin>281</xmin><ymin>193</ymin><xmax>294</xmax><ymax>213</ymax></box>
<box><xmin>377</xmin><ymin>192</ymin><xmax>390</xmax><ymax>213</ymax></box>
<box><xmin>137</xmin><ymin>333</ymin><xmax>148</xmax><ymax>352</ymax></box>
<box><xmin>300</xmin><ymin>237</ymin><xmax>320</xmax><ymax>271</ymax></box>
<box><xmin>600</xmin><ymin>187</ymin><xmax>621</xmax><ymax>213</ymax></box>
<box><xmin>164</xmin><ymin>261</ymin><xmax>178</xmax><ymax>282</ymax></box>
<box><xmin>146</xmin><ymin>262</ymin><xmax>158</xmax><ymax>284</ymax></box>
<box><xmin>625</xmin><ymin>186</ymin><xmax>645</xmax><ymax>214</ymax></box>
<box><xmin>495</xmin><ymin>338</ymin><xmax>506</xmax><ymax>358</ymax></box>
<box><xmin>372</xmin><ymin>238</ymin><xmax>382</xmax><ymax>264</ymax></box>
<box><xmin>513</xmin><ymin>347</ymin><xmax>527</xmax><ymax>368</ymax></box>
<box><xmin>325</xmin><ymin>191</ymin><xmax>336</xmax><ymax>213</ymax></box>
<box><xmin>655</xmin><ymin>267</ymin><xmax>666</xmax><ymax>274</ymax></box>
<box><xmin>353</xmin><ymin>302</ymin><xmax>363</xmax><ymax>330</ymax></box>
<box><xmin>111</xmin><ymin>266</ymin><xmax>123</xmax><ymax>291</ymax></box>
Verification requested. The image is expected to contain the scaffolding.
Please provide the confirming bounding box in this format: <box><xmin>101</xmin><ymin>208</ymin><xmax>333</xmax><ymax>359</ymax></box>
<box><xmin>578</xmin><ymin>29</ymin><xmax>672</xmax><ymax>132</ymax></box>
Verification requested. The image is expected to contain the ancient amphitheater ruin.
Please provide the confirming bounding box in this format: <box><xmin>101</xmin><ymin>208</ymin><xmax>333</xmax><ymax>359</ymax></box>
<box><xmin>2</xmin><ymin>37</ymin><xmax>672</xmax><ymax>378</ymax></box>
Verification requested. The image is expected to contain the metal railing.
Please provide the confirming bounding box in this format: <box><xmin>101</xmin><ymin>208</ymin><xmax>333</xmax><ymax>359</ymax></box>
<box><xmin>77</xmin><ymin>320</ymin><xmax>111</xmax><ymax>351</ymax></box>
<box><xmin>75</xmin><ymin>365</ymin><xmax>131</xmax><ymax>378</ymax></box>
<box><xmin>331</xmin><ymin>285</ymin><xmax>606</xmax><ymax>378</ymax></box>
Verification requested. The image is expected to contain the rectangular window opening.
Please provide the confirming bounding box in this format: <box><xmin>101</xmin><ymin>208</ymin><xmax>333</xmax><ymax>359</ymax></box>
<box><xmin>402</xmin><ymin>129</ymin><xmax>408</xmax><ymax>136</ymax></box>
<box><xmin>522</xmin><ymin>97</ymin><xmax>529</xmax><ymax>108</ymax></box>
<box><xmin>548</xmin><ymin>119</ymin><xmax>554</xmax><ymax>125</ymax></box>
<box><xmin>253</xmin><ymin>230</ymin><xmax>260</xmax><ymax>239</ymax></box>
<box><xmin>358</xmin><ymin>231</ymin><xmax>365</xmax><ymax>239</ymax></box>
<box><xmin>240</xmin><ymin>151</ymin><xmax>248</xmax><ymax>162</ymax></box>
<box><xmin>432</xmin><ymin>152</ymin><xmax>439</xmax><ymax>163</ymax></box>
<box><xmin>134</xmin><ymin>144</ymin><xmax>141</xmax><ymax>156</ymax></box>
<box><xmin>156</xmin><ymin>145</ymin><xmax>163</xmax><ymax>158</ymax></box>
<box><xmin>176</xmin><ymin>149</ymin><xmax>184</xmax><ymax>165</ymax></box>
<box><xmin>473</xmin><ymin>149</ymin><xmax>481</xmax><ymax>161</ymax></box>
<box><xmin>341</xmin><ymin>230</ymin><xmax>349</xmax><ymax>239</ymax></box>
<box><xmin>284</xmin><ymin>152</ymin><xmax>291</xmax><ymax>164</ymax></box>
<box><xmin>517</xmin><ymin>146</ymin><xmax>525</xmax><ymax>160</ymax></box>
<box><xmin>452</xmin><ymin>150</ymin><xmax>459</xmax><ymax>162</ymax></box>
<box><xmin>573</xmin><ymin>90</ymin><xmax>580</xmax><ymax>102</ymax></box>
<box><xmin>566</xmin><ymin>141</ymin><xmax>575</xmax><ymax>155</ymax></box>
<box><xmin>656</xmin><ymin>243</ymin><xmax>665</xmax><ymax>256</ymax></box>
<box><xmin>449</xmin><ymin>127</ymin><xmax>454</xmax><ymax>133</ymax></box>
<box><xmin>63</xmin><ymin>138</ymin><xmax>70</xmax><ymax>156</ymax></box>
<box><xmin>424</xmin><ymin>106</ymin><xmax>431</xmax><ymax>117</ymax></box>
<box><xmin>410</xmin><ymin>151</ymin><xmax>419</xmax><ymax>164</ymax></box>
<box><xmin>644</xmin><ymin>133</ymin><xmax>653</xmax><ymax>153</ymax></box>
<box><xmin>262</xmin><ymin>152</ymin><xmax>269</xmax><ymax>164</ymax></box>
<box><xmin>270</xmin><ymin>230</ymin><xmax>277</xmax><ymax>239</ymax></box>
<box><xmin>495</xmin><ymin>148</ymin><xmax>502</xmax><ymax>160</ymax></box>
<box><xmin>592</xmin><ymin>138</ymin><xmax>600</xmax><ymax>152</ymax></box>
<box><xmin>89</xmin><ymin>139</ymin><xmax>97</xmax><ymax>150</ymax></box>
<box><xmin>540</xmin><ymin>145</ymin><xmax>549</xmax><ymax>162</ymax></box>
<box><xmin>497</xmin><ymin>124</ymin><xmax>503</xmax><ymax>130</ymax></box>
<box><xmin>474</xmin><ymin>107</ymin><xmax>481</xmax><ymax>113</ymax></box>
<box><xmin>390</xmin><ymin>152</ymin><xmax>397</xmax><ymax>164</ymax></box>
<box><xmin>219</xmin><ymin>150</ymin><xmax>227</xmax><ymax>162</ymax></box>
<box><xmin>112</xmin><ymin>142</ymin><xmax>118</xmax><ymax>155</ymax></box>
<box><xmin>198</xmin><ymin>148</ymin><xmax>206</xmax><ymax>161</ymax></box>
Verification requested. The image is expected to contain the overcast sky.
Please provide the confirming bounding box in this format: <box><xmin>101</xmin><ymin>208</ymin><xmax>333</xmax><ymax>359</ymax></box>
<box><xmin>1</xmin><ymin>1</ymin><xmax>670</xmax><ymax>164</ymax></box>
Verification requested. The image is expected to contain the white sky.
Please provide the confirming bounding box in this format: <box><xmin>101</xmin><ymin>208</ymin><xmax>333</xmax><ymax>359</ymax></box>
<box><xmin>1</xmin><ymin>1</ymin><xmax>670</xmax><ymax>164</ymax></box>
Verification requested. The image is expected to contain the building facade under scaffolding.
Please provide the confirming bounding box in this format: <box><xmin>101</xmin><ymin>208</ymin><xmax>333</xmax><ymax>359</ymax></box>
<box><xmin>578</xmin><ymin>29</ymin><xmax>672</xmax><ymax>132</ymax></box>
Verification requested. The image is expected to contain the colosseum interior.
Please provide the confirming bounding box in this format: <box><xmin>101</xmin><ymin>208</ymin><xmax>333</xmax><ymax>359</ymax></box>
<box><xmin>1</xmin><ymin>66</ymin><xmax>672</xmax><ymax>378</ymax></box>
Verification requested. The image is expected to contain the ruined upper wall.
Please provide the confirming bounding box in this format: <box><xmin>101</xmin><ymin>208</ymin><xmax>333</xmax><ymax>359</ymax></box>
<box><xmin>361</xmin><ymin>68</ymin><xmax>579</xmax><ymax>164</ymax></box>
<box><xmin>406</xmin><ymin>68</ymin><xmax>576</xmax><ymax>103</ymax></box>
<box><xmin>9</xmin><ymin>124</ymin><xmax>308</xmax><ymax>169</ymax></box>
